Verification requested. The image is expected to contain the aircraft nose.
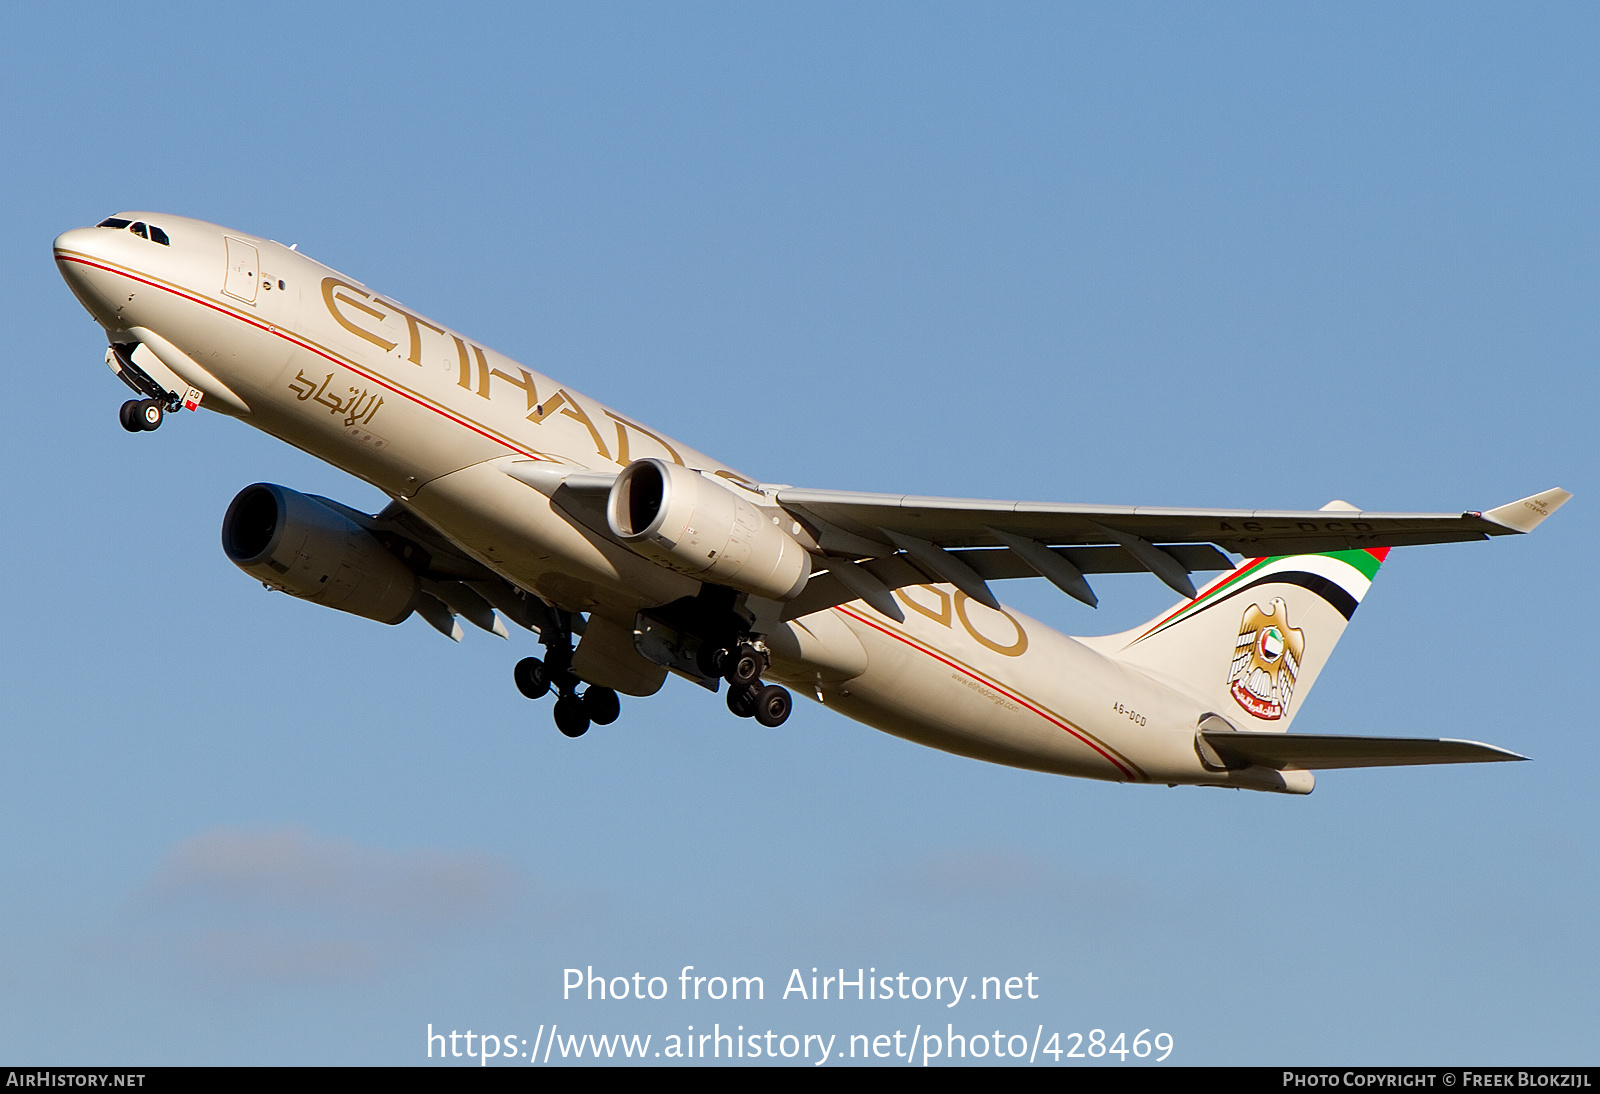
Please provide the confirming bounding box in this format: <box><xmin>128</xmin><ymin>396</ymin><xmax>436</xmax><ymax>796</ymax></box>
<box><xmin>54</xmin><ymin>226</ymin><xmax>108</xmax><ymax>289</ymax></box>
<box><xmin>54</xmin><ymin>225</ymin><xmax>119</xmax><ymax>325</ymax></box>
<box><xmin>53</xmin><ymin>226</ymin><xmax>102</xmax><ymax>260</ymax></box>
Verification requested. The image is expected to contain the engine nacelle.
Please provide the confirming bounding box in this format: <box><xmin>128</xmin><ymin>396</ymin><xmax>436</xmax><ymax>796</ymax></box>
<box><xmin>606</xmin><ymin>459</ymin><xmax>811</xmax><ymax>600</ymax></box>
<box><xmin>222</xmin><ymin>483</ymin><xmax>418</xmax><ymax>624</ymax></box>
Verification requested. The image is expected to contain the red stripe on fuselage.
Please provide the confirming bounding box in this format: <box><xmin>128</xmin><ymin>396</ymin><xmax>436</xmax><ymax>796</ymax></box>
<box><xmin>836</xmin><ymin>605</ymin><xmax>1139</xmax><ymax>780</ymax></box>
<box><xmin>54</xmin><ymin>253</ymin><xmax>552</xmax><ymax>463</ymax></box>
<box><xmin>60</xmin><ymin>251</ymin><xmax>1136</xmax><ymax>781</ymax></box>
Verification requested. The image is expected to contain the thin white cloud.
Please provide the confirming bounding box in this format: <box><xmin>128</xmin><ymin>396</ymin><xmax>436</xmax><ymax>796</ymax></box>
<box><xmin>144</xmin><ymin>827</ymin><xmax>511</xmax><ymax>925</ymax></box>
<box><xmin>896</xmin><ymin>847</ymin><xmax>1058</xmax><ymax>896</ymax></box>
<box><xmin>109</xmin><ymin>827</ymin><xmax>531</xmax><ymax>984</ymax></box>
<box><xmin>187</xmin><ymin>926</ymin><xmax>379</xmax><ymax>982</ymax></box>
<box><xmin>868</xmin><ymin>845</ymin><xmax>1155</xmax><ymax>933</ymax></box>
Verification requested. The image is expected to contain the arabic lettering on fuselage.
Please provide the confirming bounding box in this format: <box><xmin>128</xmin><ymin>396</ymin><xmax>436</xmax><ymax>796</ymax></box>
<box><xmin>288</xmin><ymin>369</ymin><xmax>384</xmax><ymax>427</ymax></box>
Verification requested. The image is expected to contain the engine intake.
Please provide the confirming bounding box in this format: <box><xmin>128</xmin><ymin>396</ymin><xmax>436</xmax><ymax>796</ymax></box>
<box><xmin>222</xmin><ymin>483</ymin><xmax>418</xmax><ymax>624</ymax></box>
<box><xmin>606</xmin><ymin>460</ymin><xmax>811</xmax><ymax>600</ymax></box>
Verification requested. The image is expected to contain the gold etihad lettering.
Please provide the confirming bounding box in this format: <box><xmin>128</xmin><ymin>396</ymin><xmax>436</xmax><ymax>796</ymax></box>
<box><xmin>490</xmin><ymin>362</ymin><xmax>541</xmax><ymax>411</ymax></box>
<box><xmin>896</xmin><ymin>584</ymin><xmax>952</xmax><ymax>626</ymax></box>
<box><xmin>322</xmin><ymin>277</ymin><xmax>396</xmax><ymax>353</ymax></box>
<box><xmin>608</xmin><ymin>411</ymin><xmax>684</xmax><ymax>466</ymax></box>
<box><xmin>893</xmin><ymin>585</ymin><xmax>1029</xmax><ymax>657</ymax></box>
<box><xmin>375</xmin><ymin>298</ymin><xmax>445</xmax><ymax>365</ymax></box>
<box><xmin>453</xmin><ymin>336</ymin><xmax>476</xmax><ymax>393</ymax></box>
<box><xmin>314</xmin><ymin>279</ymin><xmax>722</xmax><ymax>470</ymax></box>
<box><xmin>323</xmin><ymin>278</ymin><xmax>450</xmax><ymax>365</ymax></box>
<box><xmin>955</xmin><ymin>593</ymin><xmax>1029</xmax><ymax>657</ymax></box>
<box><xmin>529</xmin><ymin>390</ymin><xmax>610</xmax><ymax>460</ymax></box>
<box><xmin>473</xmin><ymin>344</ymin><xmax>492</xmax><ymax>397</ymax></box>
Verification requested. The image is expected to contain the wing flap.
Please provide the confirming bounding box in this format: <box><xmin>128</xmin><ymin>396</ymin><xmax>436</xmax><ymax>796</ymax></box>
<box><xmin>780</xmin><ymin>544</ymin><xmax>1233</xmax><ymax>620</ymax></box>
<box><xmin>1200</xmin><ymin>729</ymin><xmax>1527</xmax><ymax>770</ymax></box>
<box><xmin>952</xmin><ymin>544</ymin><xmax>1232</xmax><ymax>580</ymax></box>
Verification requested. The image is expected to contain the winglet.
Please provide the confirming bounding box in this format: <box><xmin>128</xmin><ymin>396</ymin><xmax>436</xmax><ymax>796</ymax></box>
<box><xmin>1480</xmin><ymin>487</ymin><xmax>1572</xmax><ymax>533</ymax></box>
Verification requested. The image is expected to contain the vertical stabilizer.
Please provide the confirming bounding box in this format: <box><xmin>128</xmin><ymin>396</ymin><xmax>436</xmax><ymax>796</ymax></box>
<box><xmin>1085</xmin><ymin>544</ymin><xmax>1388</xmax><ymax>732</ymax></box>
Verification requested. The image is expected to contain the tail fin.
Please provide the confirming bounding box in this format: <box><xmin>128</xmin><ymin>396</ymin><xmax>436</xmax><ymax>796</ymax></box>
<box><xmin>1087</xmin><ymin>543</ymin><xmax>1388</xmax><ymax>732</ymax></box>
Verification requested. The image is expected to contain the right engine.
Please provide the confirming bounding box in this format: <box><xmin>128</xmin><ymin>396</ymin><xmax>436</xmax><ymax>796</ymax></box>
<box><xmin>222</xmin><ymin>483</ymin><xmax>418</xmax><ymax>624</ymax></box>
<box><xmin>606</xmin><ymin>459</ymin><xmax>811</xmax><ymax>601</ymax></box>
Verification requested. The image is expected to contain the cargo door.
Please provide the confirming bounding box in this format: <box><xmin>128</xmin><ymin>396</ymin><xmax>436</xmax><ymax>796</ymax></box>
<box><xmin>222</xmin><ymin>236</ymin><xmax>259</xmax><ymax>303</ymax></box>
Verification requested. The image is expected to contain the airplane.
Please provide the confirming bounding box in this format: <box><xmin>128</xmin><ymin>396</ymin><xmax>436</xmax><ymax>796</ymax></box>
<box><xmin>53</xmin><ymin>212</ymin><xmax>1570</xmax><ymax>795</ymax></box>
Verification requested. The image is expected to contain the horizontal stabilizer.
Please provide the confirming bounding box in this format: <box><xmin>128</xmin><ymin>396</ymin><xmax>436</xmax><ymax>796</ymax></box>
<box><xmin>1199</xmin><ymin>729</ymin><xmax>1527</xmax><ymax>770</ymax></box>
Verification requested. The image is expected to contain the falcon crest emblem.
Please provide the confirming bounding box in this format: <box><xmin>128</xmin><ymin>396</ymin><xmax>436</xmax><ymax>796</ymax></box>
<box><xmin>1226</xmin><ymin>598</ymin><xmax>1305</xmax><ymax>721</ymax></box>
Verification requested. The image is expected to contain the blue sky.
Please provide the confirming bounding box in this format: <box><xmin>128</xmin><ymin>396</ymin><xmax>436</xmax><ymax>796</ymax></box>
<box><xmin>1</xmin><ymin>2</ymin><xmax>1595</xmax><ymax>1065</ymax></box>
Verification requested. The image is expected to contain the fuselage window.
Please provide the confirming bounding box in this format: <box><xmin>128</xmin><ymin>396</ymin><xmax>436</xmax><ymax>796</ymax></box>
<box><xmin>97</xmin><ymin>217</ymin><xmax>131</xmax><ymax>229</ymax></box>
<box><xmin>130</xmin><ymin>222</ymin><xmax>148</xmax><ymax>240</ymax></box>
<box><xmin>149</xmin><ymin>225</ymin><xmax>170</xmax><ymax>246</ymax></box>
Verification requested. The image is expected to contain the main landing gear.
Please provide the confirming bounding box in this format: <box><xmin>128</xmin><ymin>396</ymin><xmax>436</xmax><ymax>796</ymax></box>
<box><xmin>517</xmin><ymin>590</ymin><xmax>794</xmax><ymax>736</ymax></box>
<box><xmin>119</xmin><ymin>398</ymin><xmax>165</xmax><ymax>432</ymax></box>
<box><xmin>706</xmin><ymin>640</ymin><xmax>793</xmax><ymax>728</ymax></box>
<box><xmin>726</xmin><ymin>679</ymin><xmax>793</xmax><ymax>727</ymax></box>
<box><xmin>642</xmin><ymin>587</ymin><xmax>795</xmax><ymax>729</ymax></box>
<box><xmin>511</xmin><ymin>609</ymin><xmax>619</xmax><ymax>738</ymax></box>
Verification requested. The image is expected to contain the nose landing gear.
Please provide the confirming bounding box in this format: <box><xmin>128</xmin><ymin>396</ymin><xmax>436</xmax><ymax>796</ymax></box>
<box><xmin>119</xmin><ymin>398</ymin><xmax>165</xmax><ymax>432</ymax></box>
<box><xmin>511</xmin><ymin>609</ymin><xmax>621</xmax><ymax>739</ymax></box>
<box><xmin>108</xmin><ymin>344</ymin><xmax>181</xmax><ymax>433</ymax></box>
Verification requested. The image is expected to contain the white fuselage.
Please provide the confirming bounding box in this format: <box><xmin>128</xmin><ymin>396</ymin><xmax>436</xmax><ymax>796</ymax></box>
<box><xmin>56</xmin><ymin>212</ymin><xmax>1258</xmax><ymax>791</ymax></box>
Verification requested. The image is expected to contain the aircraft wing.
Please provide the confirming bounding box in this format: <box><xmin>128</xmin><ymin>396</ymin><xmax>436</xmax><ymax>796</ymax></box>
<box><xmin>1198</xmin><ymin>730</ymin><xmax>1528</xmax><ymax>770</ymax></box>
<box><xmin>776</xmin><ymin>486</ymin><xmax>1569</xmax><ymax>556</ymax></box>
<box><xmin>774</xmin><ymin>485</ymin><xmax>1570</xmax><ymax>616</ymax></box>
<box><xmin>502</xmin><ymin>461</ymin><xmax>1568</xmax><ymax>618</ymax></box>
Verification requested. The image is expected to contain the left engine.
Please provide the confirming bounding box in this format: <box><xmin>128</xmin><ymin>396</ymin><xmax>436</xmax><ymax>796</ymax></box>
<box><xmin>221</xmin><ymin>483</ymin><xmax>419</xmax><ymax>624</ymax></box>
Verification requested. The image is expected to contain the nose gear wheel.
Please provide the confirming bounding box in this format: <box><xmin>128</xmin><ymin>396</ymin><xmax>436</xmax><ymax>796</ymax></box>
<box><xmin>120</xmin><ymin>399</ymin><xmax>164</xmax><ymax>432</ymax></box>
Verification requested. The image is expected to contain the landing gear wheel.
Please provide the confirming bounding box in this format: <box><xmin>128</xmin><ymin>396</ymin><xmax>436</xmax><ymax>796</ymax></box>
<box><xmin>583</xmin><ymin>686</ymin><xmax>620</xmax><ymax>726</ymax></box>
<box><xmin>553</xmin><ymin>695</ymin><xmax>590</xmax><ymax>737</ymax></box>
<box><xmin>726</xmin><ymin>683</ymin><xmax>759</xmax><ymax>718</ymax></box>
<box><xmin>137</xmin><ymin>399</ymin><xmax>164</xmax><ymax>431</ymax></box>
<box><xmin>725</xmin><ymin>644</ymin><xmax>763</xmax><ymax>687</ymax></box>
<box><xmin>513</xmin><ymin>657</ymin><xmax>550</xmax><ymax>700</ymax></box>
<box><xmin>753</xmin><ymin>684</ymin><xmax>792</xmax><ymax>728</ymax></box>
<box><xmin>119</xmin><ymin>400</ymin><xmax>143</xmax><ymax>432</ymax></box>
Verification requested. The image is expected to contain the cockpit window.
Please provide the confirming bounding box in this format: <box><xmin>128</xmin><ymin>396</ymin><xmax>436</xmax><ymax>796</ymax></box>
<box><xmin>95</xmin><ymin>217</ymin><xmax>170</xmax><ymax>244</ymax></box>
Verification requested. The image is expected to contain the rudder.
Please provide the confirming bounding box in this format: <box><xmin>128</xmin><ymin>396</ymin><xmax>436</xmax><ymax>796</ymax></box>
<box><xmin>1087</xmin><ymin>545</ymin><xmax>1388</xmax><ymax>732</ymax></box>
